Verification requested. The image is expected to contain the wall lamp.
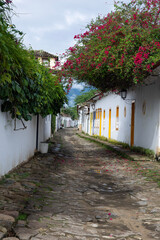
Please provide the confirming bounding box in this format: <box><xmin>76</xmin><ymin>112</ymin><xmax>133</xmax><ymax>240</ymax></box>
<box><xmin>91</xmin><ymin>103</ymin><xmax>95</xmax><ymax>110</ymax></box>
<box><xmin>120</xmin><ymin>89</ymin><xmax>127</xmax><ymax>100</ymax></box>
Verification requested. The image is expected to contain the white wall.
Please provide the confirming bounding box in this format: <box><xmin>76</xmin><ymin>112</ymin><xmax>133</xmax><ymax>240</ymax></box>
<box><xmin>0</xmin><ymin>111</ymin><xmax>36</xmax><ymax>176</ymax></box>
<box><xmin>0</xmin><ymin>103</ymin><xmax>51</xmax><ymax>177</ymax></box>
<box><xmin>61</xmin><ymin>116</ymin><xmax>73</xmax><ymax>128</ymax></box>
<box><xmin>133</xmin><ymin>78</ymin><xmax>160</xmax><ymax>152</ymax></box>
<box><xmin>38</xmin><ymin>115</ymin><xmax>51</xmax><ymax>146</ymax></box>
<box><xmin>89</xmin><ymin>75</ymin><xmax>160</xmax><ymax>153</ymax></box>
<box><xmin>56</xmin><ymin>114</ymin><xmax>78</xmax><ymax>130</ymax></box>
<box><xmin>90</xmin><ymin>93</ymin><xmax>129</xmax><ymax>142</ymax></box>
<box><xmin>44</xmin><ymin>115</ymin><xmax>51</xmax><ymax>140</ymax></box>
<box><xmin>55</xmin><ymin>114</ymin><xmax>61</xmax><ymax>131</ymax></box>
<box><xmin>50</xmin><ymin>58</ymin><xmax>56</xmax><ymax>68</ymax></box>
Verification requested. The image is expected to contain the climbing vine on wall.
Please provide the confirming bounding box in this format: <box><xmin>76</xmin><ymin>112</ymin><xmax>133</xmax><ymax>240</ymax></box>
<box><xmin>0</xmin><ymin>0</ymin><xmax>67</xmax><ymax>121</ymax></box>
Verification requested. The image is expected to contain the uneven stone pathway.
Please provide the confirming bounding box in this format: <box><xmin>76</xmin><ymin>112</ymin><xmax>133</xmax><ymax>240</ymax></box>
<box><xmin>0</xmin><ymin>129</ymin><xmax>160</xmax><ymax>240</ymax></box>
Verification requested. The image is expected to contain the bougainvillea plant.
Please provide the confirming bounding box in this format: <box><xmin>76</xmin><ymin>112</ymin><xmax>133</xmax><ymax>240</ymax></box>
<box><xmin>0</xmin><ymin>0</ymin><xmax>67</xmax><ymax>121</ymax></box>
<box><xmin>59</xmin><ymin>0</ymin><xmax>160</xmax><ymax>91</ymax></box>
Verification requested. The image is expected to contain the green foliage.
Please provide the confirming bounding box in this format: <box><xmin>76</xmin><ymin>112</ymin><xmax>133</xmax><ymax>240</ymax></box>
<box><xmin>130</xmin><ymin>146</ymin><xmax>155</xmax><ymax>159</ymax></box>
<box><xmin>61</xmin><ymin>89</ymin><xmax>97</xmax><ymax>120</ymax></box>
<box><xmin>61</xmin><ymin>106</ymin><xmax>77</xmax><ymax>120</ymax></box>
<box><xmin>60</xmin><ymin>0</ymin><xmax>160</xmax><ymax>91</ymax></box>
<box><xmin>74</xmin><ymin>89</ymin><xmax>97</xmax><ymax>105</ymax></box>
<box><xmin>0</xmin><ymin>1</ymin><xmax>67</xmax><ymax>120</ymax></box>
<box><xmin>51</xmin><ymin>114</ymin><xmax>56</xmax><ymax>133</ymax></box>
<box><xmin>17</xmin><ymin>213</ymin><xmax>28</xmax><ymax>221</ymax></box>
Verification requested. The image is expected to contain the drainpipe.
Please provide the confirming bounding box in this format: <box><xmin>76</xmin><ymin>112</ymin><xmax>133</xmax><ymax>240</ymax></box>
<box><xmin>36</xmin><ymin>114</ymin><xmax>39</xmax><ymax>150</ymax></box>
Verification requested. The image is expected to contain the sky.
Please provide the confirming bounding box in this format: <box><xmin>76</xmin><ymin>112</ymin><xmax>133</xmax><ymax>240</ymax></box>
<box><xmin>12</xmin><ymin>0</ymin><xmax>116</xmax><ymax>56</ymax></box>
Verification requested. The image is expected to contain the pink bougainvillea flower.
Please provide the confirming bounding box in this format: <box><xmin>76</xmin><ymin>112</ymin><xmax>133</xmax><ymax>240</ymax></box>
<box><xmin>57</xmin><ymin>0</ymin><xmax>160</xmax><ymax>91</ymax></box>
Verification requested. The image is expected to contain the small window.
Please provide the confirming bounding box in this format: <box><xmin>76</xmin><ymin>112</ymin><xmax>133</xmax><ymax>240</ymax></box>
<box><xmin>42</xmin><ymin>58</ymin><xmax>50</xmax><ymax>67</ymax></box>
<box><xmin>116</xmin><ymin>106</ymin><xmax>119</xmax><ymax>130</ymax></box>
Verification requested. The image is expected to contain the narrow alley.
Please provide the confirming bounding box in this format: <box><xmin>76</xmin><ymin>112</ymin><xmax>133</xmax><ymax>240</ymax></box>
<box><xmin>0</xmin><ymin>129</ymin><xmax>160</xmax><ymax>240</ymax></box>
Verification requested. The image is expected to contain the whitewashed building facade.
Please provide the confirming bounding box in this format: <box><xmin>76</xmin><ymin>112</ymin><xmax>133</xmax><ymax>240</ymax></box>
<box><xmin>56</xmin><ymin>113</ymin><xmax>77</xmax><ymax>131</ymax></box>
<box><xmin>78</xmin><ymin>65</ymin><xmax>160</xmax><ymax>155</ymax></box>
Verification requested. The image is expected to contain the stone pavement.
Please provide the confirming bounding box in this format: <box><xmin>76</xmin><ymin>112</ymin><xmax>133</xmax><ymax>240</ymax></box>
<box><xmin>0</xmin><ymin>128</ymin><xmax>160</xmax><ymax>240</ymax></box>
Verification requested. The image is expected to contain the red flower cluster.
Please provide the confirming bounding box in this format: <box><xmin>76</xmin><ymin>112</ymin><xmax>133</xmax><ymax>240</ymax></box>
<box><xmin>58</xmin><ymin>0</ymin><xmax>160</xmax><ymax>92</ymax></box>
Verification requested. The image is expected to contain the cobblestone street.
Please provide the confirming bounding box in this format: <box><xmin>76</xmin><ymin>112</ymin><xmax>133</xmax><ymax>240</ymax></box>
<box><xmin>0</xmin><ymin>129</ymin><xmax>160</xmax><ymax>240</ymax></box>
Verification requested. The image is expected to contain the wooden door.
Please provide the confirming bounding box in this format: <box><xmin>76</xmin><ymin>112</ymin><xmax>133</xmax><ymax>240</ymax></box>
<box><xmin>90</xmin><ymin>112</ymin><xmax>93</xmax><ymax>135</ymax></box>
<box><xmin>131</xmin><ymin>102</ymin><xmax>135</xmax><ymax>146</ymax></box>
<box><xmin>109</xmin><ymin>109</ymin><xmax>111</xmax><ymax>139</ymax></box>
<box><xmin>99</xmin><ymin>109</ymin><xmax>102</xmax><ymax>136</ymax></box>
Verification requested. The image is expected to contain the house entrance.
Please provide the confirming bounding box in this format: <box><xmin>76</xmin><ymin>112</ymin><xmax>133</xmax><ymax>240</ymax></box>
<box><xmin>131</xmin><ymin>102</ymin><xmax>135</xmax><ymax>146</ymax></box>
<box><xmin>99</xmin><ymin>109</ymin><xmax>102</xmax><ymax>136</ymax></box>
<box><xmin>90</xmin><ymin>112</ymin><xmax>93</xmax><ymax>135</ymax></box>
<box><xmin>109</xmin><ymin>109</ymin><xmax>111</xmax><ymax>139</ymax></box>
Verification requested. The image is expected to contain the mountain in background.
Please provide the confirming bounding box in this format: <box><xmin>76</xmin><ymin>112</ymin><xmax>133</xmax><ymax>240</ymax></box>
<box><xmin>67</xmin><ymin>88</ymin><xmax>84</xmax><ymax>107</ymax></box>
<box><xmin>67</xmin><ymin>85</ymin><xmax>96</xmax><ymax>107</ymax></box>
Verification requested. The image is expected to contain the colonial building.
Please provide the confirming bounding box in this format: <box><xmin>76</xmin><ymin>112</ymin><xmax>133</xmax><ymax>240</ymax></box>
<box><xmin>78</xmin><ymin>64</ymin><xmax>160</xmax><ymax>156</ymax></box>
<box><xmin>34</xmin><ymin>50</ymin><xmax>58</xmax><ymax>69</ymax></box>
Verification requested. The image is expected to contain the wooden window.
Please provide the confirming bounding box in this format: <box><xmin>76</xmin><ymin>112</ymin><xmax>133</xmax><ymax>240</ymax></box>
<box><xmin>42</xmin><ymin>58</ymin><xmax>50</xmax><ymax>67</ymax></box>
<box><xmin>116</xmin><ymin>106</ymin><xmax>119</xmax><ymax>130</ymax></box>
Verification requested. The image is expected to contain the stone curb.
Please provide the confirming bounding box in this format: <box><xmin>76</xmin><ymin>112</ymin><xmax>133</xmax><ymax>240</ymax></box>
<box><xmin>77</xmin><ymin>132</ymin><xmax>154</xmax><ymax>162</ymax></box>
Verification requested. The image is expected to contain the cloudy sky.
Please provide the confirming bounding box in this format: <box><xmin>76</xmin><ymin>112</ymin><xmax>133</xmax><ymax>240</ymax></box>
<box><xmin>12</xmin><ymin>0</ymin><xmax>116</xmax><ymax>56</ymax></box>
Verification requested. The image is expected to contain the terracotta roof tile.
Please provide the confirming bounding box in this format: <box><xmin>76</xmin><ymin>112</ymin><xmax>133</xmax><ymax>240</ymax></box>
<box><xmin>34</xmin><ymin>50</ymin><xmax>58</xmax><ymax>60</ymax></box>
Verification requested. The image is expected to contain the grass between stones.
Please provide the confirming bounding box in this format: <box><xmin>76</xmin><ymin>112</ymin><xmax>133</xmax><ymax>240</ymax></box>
<box><xmin>17</xmin><ymin>212</ymin><xmax>28</xmax><ymax>221</ymax></box>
